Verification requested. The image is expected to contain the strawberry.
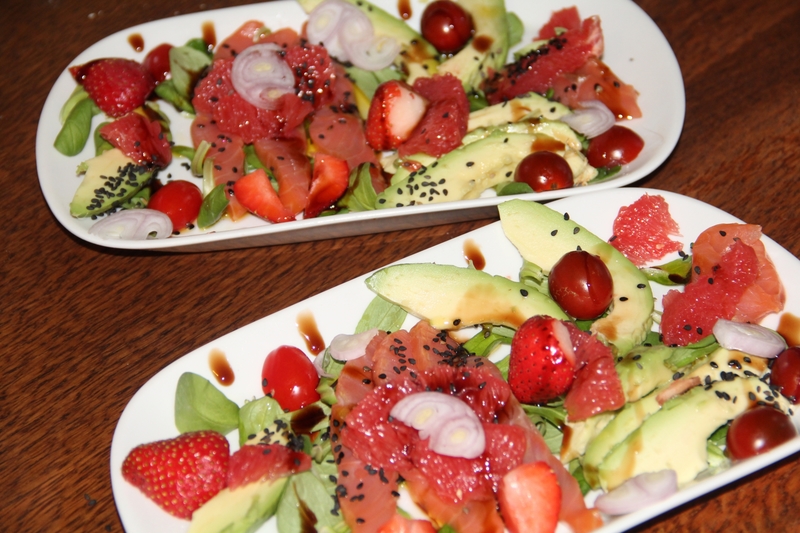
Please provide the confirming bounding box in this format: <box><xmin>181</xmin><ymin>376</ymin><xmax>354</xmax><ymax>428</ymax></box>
<box><xmin>398</xmin><ymin>73</ymin><xmax>469</xmax><ymax>158</ymax></box>
<box><xmin>70</xmin><ymin>58</ymin><xmax>156</xmax><ymax>117</ymax></box>
<box><xmin>497</xmin><ymin>461</ymin><xmax>562</xmax><ymax>533</ymax></box>
<box><xmin>121</xmin><ymin>430</ymin><xmax>229</xmax><ymax>519</ymax></box>
<box><xmin>99</xmin><ymin>112</ymin><xmax>172</xmax><ymax>167</ymax></box>
<box><xmin>365</xmin><ymin>80</ymin><xmax>428</xmax><ymax>151</ymax></box>
<box><xmin>233</xmin><ymin>168</ymin><xmax>295</xmax><ymax>223</ymax></box>
<box><xmin>508</xmin><ymin>315</ymin><xmax>576</xmax><ymax>403</ymax></box>
<box><xmin>305</xmin><ymin>153</ymin><xmax>350</xmax><ymax>218</ymax></box>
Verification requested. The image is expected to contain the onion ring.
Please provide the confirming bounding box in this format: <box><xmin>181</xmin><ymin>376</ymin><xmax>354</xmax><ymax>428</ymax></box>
<box><xmin>561</xmin><ymin>100</ymin><xmax>616</xmax><ymax>138</ymax></box>
<box><xmin>89</xmin><ymin>209</ymin><xmax>173</xmax><ymax>240</ymax></box>
<box><xmin>231</xmin><ymin>43</ymin><xmax>295</xmax><ymax>109</ymax></box>
<box><xmin>712</xmin><ymin>319</ymin><xmax>787</xmax><ymax>359</ymax></box>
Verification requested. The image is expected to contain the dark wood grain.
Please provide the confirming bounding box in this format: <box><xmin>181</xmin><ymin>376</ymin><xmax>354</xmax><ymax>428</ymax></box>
<box><xmin>2</xmin><ymin>0</ymin><xmax>799</xmax><ymax>531</ymax></box>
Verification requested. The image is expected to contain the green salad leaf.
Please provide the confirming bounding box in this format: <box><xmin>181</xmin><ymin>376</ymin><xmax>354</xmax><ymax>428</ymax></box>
<box><xmin>197</xmin><ymin>184</ymin><xmax>230</xmax><ymax>229</ymax></box>
<box><xmin>54</xmin><ymin>97</ymin><xmax>101</xmax><ymax>156</ymax></box>
<box><xmin>174</xmin><ymin>372</ymin><xmax>240</xmax><ymax>435</ymax></box>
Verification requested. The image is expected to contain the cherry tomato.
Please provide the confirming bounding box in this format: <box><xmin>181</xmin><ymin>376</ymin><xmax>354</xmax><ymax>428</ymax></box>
<box><xmin>548</xmin><ymin>251</ymin><xmax>614</xmax><ymax>320</ymax></box>
<box><xmin>726</xmin><ymin>405</ymin><xmax>797</xmax><ymax>460</ymax></box>
<box><xmin>143</xmin><ymin>43</ymin><xmax>173</xmax><ymax>83</ymax></box>
<box><xmin>261</xmin><ymin>345</ymin><xmax>320</xmax><ymax>412</ymax></box>
<box><xmin>770</xmin><ymin>346</ymin><xmax>800</xmax><ymax>403</ymax></box>
<box><xmin>586</xmin><ymin>125</ymin><xmax>644</xmax><ymax>168</ymax></box>
<box><xmin>148</xmin><ymin>180</ymin><xmax>202</xmax><ymax>230</ymax></box>
<box><xmin>514</xmin><ymin>151</ymin><xmax>574</xmax><ymax>192</ymax></box>
<box><xmin>420</xmin><ymin>1</ymin><xmax>474</xmax><ymax>55</ymax></box>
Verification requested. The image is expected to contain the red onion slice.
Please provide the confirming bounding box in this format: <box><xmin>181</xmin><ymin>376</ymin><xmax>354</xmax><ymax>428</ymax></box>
<box><xmin>712</xmin><ymin>319</ymin><xmax>787</xmax><ymax>359</ymax></box>
<box><xmin>561</xmin><ymin>100</ymin><xmax>616</xmax><ymax>138</ymax></box>
<box><xmin>231</xmin><ymin>43</ymin><xmax>295</xmax><ymax>109</ymax></box>
<box><xmin>328</xmin><ymin>328</ymin><xmax>380</xmax><ymax>361</ymax></box>
<box><xmin>428</xmin><ymin>415</ymin><xmax>486</xmax><ymax>459</ymax></box>
<box><xmin>594</xmin><ymin>470</ymin><xmax>678</xmax><ymax>516</ymax></box>
<box><xmin>390</xmin><ymin>392</ymin><xmax>486</xmax><ymax>458</ymax></box>
<box><xmin>89</xmin><ymin>209</ymin><xmax>172</xmax><ymax>240</ymax></box>
<box><xmin>306</xmin><ymin>0</ymin><xmax>347</xmax><ymax>46</ymax></box>
<box><xmin>307</xmin><ymin>0</ymin><xmax>398</xmax><ymax>71</ymax></box>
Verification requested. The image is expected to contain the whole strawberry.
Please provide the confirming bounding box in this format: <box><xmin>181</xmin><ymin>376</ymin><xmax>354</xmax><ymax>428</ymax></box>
<box><xmin>121</xmin><ymin>430</ymin><xmax>229</xmax><ymax>519</ymax></box>
<box><xmin>508</xmin><ymin>315</ymin><xmax>576</xmax><ymax>403</ymax></box>
<box><xmin>70</xmin><ymin>58</ymin><xmax>155</xmax><ymax>117</ymax></box>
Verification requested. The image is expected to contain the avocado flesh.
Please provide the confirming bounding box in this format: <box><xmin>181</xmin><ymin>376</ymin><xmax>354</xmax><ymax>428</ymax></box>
<box><xmin>581</xmin><ymin>386</ymin><xmax>665</xmax><ymax>488</ymax></box>
<box><xmin>365</xmin><ymin>263</ymin><xmax>568</xmax><ymax>330</ymax></box>
<box><xmin>376</xmin><ymin>131</ymin><xmax>555</xmax><ymax>209</ymax></box>
<box><xmin>188</xmin><ymin>477</ymin><xmax>288</xmax><ymax>533</ymax></box>
<box><xmin>69</xmin><ymin>148</ymin><xmax>153</xmax><ymax>217</ymax></box>
<box><xmin>467</xmin><ymin>93</ymin><xmax>572</xmax><ymax>132</ymax></box>
<box><xmin>296</xmin><ymin>0</ymin><xmax>438</xmax><ymax>75</ymax></box>
<box><xmin>596</xmin><ymin>376</ymin><xmax>785</xmax><ymax>491</ymax></box>
<box><xmin>615</xmin><ymin>345</ymin><xmax>679</xmax><ymax>403</ymax></box>
<box><xmin>435</xmin><ymin>0</ymin><xmax>509</xmax><ymax>92</ymax></box>
<box><xmin>498</xmin><ymin>199</ymin><xmax>654</xmax><ymax>356</ymax></box>
<box><xmin>560</xmin><ymin>411</ymin><xmax>615</xmax><ymax>464</ymax></box>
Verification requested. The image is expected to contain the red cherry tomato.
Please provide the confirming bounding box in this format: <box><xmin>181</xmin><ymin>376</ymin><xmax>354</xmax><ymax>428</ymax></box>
<box><xmin>143</xmin><ymin>43</ymin><xmax>173</xmax><ymax>83</ymax></box>
<box><xmin>261</xmin><ymin>346</ymin><xmax>320</xmax><ymax>412</ymax></box>
<box><xmin>148</xmin><ymin>180</ymin><xmax>202</xmax><ymax>230</ymax></box>
<box><xmin>770</xmin><ymin>346</ymin><xmax>800</xmax><ymax>403</ymax></box>
<box><xmin>548</xmin><ymin>251</ymin><xmax>614</xmax><ymax>320</ymax></box>
<box><xmin>726</xmin><ymin>405</ymin><xmax>797</xmax><ymax>460</ymax></box>
<box><xmin>586</xmin><ymin>125</ymin><xmax>644</xmax><ymax>168</ymax></box>
<box><xmin>514</xmin><ymin>151</ymin><xmax>574</xmax><ymax>192</ymax></box>
<box><xmin>420</xmin><ymin>1</ymin><xmax>474</xmax><ymax>55</ymax></box>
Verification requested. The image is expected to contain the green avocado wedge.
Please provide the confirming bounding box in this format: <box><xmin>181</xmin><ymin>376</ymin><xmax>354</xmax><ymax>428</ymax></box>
<box><xmin>498</xmin><ymin>199</ymin><xmax>654</xmax><ymax>355</ymax></box>
<box><xmin>365</xmin><ymin>263</ymin><xmax>567</xmax><ymax>330</ymax></box>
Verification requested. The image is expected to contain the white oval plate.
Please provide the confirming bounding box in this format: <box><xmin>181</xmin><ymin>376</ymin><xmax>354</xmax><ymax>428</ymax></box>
<box><xmin>37</xmin><ymin>0</ymin><xmax>684</xmax><ymax>252</ymax></box>
<box><xmin>111</xmin><ymin>188</ymin><xmax>800</xmax><ymax>532</ymax></box>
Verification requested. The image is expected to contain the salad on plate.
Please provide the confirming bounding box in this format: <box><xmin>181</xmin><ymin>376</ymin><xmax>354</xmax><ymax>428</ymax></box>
<box><xmin>111</xmin><ymin>189</ymin><xmax>800</xmax><ymax>533</ymax></box>
<box><xmin>36</xmin><ymin>0</ymin><xmax>685</xmax><ymax>251</ymax></box>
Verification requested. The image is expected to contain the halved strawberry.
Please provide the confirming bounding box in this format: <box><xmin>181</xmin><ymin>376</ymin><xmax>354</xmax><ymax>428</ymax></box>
<box><xmin>497</xmin><ymin>461</ymin><xmax>562</xmax><ymax>533</ymax></box>
<box><xmin>365</xmin><ymin>80</ymin><xmax>428</xmax><ymax>151</ymax></box>
<box><xmin>70</xmin><ymin>58</ymin><xmax>156</xmax><ymax>117</ymax></box>
<box><xmin>508</xmin><ymin>316</ymin><xmax>576</xmax><ymax>403</ymax></box>
<box><xmin>397</xmin><ymin>74</ymin><xmax>469</xmax><ymax>158</ymax></box>
<box><xmin>99</xmin><ymin>112</ymin><xmax>172</xmax><ymax>167</ymax></box>
<box><xmin>121</xmin><ymin>430</ymin><xmax>229</xmax><ymax>519</ymax></box>
<box><xmin>305</xmin><ymin>153</ymin><xmax>350</xmax><ymax>218</ymax></box>
<box><xmin>233</xmin><ymin>168</ymin><xmax>295</xmax><ymax>223</ymax></box>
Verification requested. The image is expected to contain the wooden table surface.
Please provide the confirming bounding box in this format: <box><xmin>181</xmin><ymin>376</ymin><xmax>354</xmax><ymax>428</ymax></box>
<box><xmin>3</xmin><ymin>0</ymin><xmax>799</xmax><ymax>531</ymax></box>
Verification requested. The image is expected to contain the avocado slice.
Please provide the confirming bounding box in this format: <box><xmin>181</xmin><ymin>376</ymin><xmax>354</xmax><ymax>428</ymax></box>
<box><xmin>375</xmin><ymin>130</ymin><xmax>556</xmax><ymax>208</ymax></box>
<box><xmin>435</xmin><ymin>0</ymin><xmax>510</xmax><ymax>92</ymax></box>
<box><xmin>498</xmin><ymin>199</ymin><xmax>654</xmax><ymax>356</ymax></box>
<box><xmin>365</xmin><ymin>263</ymin><xmax>568</xmax><ymax>330</ymax></box>
<box><xmin>581</xmin><ymin>386</ymin><xmax>665</xmax><ymax>488</ymax></box>
<box><xmin>188</xmin><ymin>477</ymin><xmax>288</xmax><ymax>533</ymax></box>
<box><xmin>596</xmin><ymin>376</ymin><xmax>788</xmax><ymax>490</ymax></box>
<box><xmin>296</xmin><ymin>0</ymin><xmax>438</xmax><ymax>76</ymax></box>
<box><xmin>467</xmin><ymin>93</ymin><xmax>572</xmax><ymax>132</ymax></box>
<box><xmin>69</xmin><ymin>148</ymin><xmax>154</xmax><ymax>217</ymax></box>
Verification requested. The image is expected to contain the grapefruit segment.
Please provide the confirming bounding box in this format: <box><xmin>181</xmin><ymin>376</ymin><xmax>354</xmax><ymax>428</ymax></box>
<box><xmin>691</xmin><ymin>223</ymin><xmax>785</xmax><ymax>323</ymax></box>
<box><xmin>610</xmin><ymin>193</ymin><xmax>683</xmax><ymax>266</ymax></box>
